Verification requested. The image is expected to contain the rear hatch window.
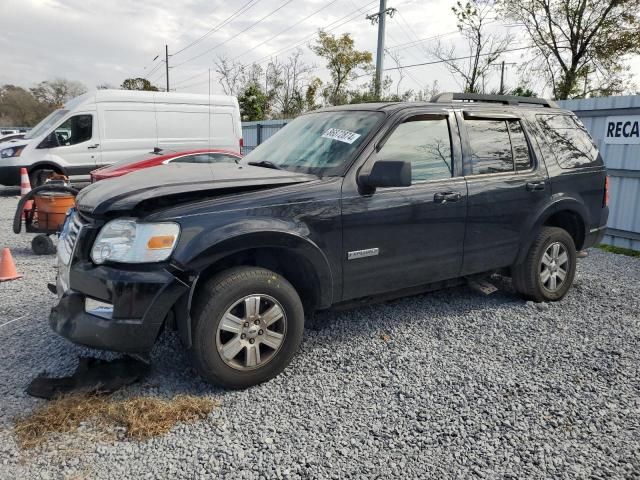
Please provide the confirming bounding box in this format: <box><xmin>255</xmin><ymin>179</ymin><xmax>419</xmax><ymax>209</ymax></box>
<box><xmin>536</xmin><ymin>114</ymin><xmax>600</xmax><ymax>168</ymax></box>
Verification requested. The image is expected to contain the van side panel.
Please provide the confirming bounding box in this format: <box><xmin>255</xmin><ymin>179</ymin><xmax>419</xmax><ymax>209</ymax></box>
<box><xmin>155</xmin><ymin>103</ymin><xmax>240</xmax><ymax>154</ymax></box>
<box><xmin>97</xmin><ymin>102</ymin><xmax>158</xmax><ymax>168</ymax></box>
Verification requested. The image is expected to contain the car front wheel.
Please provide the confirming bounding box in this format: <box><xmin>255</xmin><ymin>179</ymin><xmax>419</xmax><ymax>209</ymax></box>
<box><xmin>191</xmin><ymin>266</ymin><xmax>304</xmax><ymax>389</ymax></box>
<box><xmin>512</xmin><ymin>226</ymin><xmax>577</xmax><ymax>302</ymax></box>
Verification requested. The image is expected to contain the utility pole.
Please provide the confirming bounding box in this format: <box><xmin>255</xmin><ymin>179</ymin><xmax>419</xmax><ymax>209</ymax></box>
<box><xmin>165</xmin><ymin>45</ymin><xmax>170</xmax><ymax>92</ymax></box>
<box><xmin>499</xmin><ymin>60</ymin><xmax>505</xmax><ymax>95</ymax></box>
<box><xmin>367</xmin><ymin>1</ymin><xmax>397</xmax><ymax>99</ymax></box>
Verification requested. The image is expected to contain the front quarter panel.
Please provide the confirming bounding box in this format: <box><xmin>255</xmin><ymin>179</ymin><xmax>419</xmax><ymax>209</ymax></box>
<box><xmin>152</xmin><ymin>178</ymin><xmax>344</xmax><ymax>308</ymax></box>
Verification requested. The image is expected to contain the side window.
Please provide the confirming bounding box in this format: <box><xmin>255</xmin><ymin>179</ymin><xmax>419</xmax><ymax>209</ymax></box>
<box><xmin>54</xmin><ymin>114</ymin><xmax>93</xmax><ymax>146</ymax></box>
<box><xmin>537</xmin><ymin>114</ymin><xmax>598</xmax><ymax>168</ymax></box>
<box><xmin>508</xmin><ymin>120</ymin><xmax>532</xmax><ymax>171</ymax></box>
<box><xmin>465</xmin><ymin>119</ymin><xmax>513</xmax><ymax>174</ymax></box>
<box><xmin>377</xmin><ymin>116</ymin><xmax>452</xmax><ymax>182</ymax></box>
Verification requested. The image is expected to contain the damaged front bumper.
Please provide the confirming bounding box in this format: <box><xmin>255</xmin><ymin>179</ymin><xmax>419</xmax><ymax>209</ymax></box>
<box><xmin>50</xmin><ymin>261</ymin><xmax>190</xmax><ymax>353</ymax></box>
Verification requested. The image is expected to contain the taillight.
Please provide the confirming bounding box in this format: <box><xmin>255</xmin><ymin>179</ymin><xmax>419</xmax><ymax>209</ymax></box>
<box><xmin>239</xmin><ymin>137</ymin><xmax>244</xmax><ymax>151</ymax></box>
<box><xmin>604</xmin><ymin>176</ymin><xmax>610</xmax><ymax>207</ymax></box>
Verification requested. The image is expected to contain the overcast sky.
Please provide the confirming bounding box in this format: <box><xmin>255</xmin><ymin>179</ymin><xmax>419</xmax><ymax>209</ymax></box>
<box><xmin>2</xmin><ymin>0</ymin><xmax>639</xmax><ymax>99</ymax></box>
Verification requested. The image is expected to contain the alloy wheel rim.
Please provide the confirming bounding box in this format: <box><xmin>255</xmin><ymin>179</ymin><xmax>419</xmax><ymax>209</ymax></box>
<box><xmin>216</xmin><ymin>294</ymin><xmax>287</xmax><ymax>371</ymax></box>
<box><xmin>540</xmin><ymin>241</ymin><xmax>569</xmax><ymax>292</ymax></box>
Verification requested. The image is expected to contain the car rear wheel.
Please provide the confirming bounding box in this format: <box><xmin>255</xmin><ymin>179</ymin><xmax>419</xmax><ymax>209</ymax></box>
<box><xmin>512</xmin><ymin>226</ymin><xmax>577</xmax><ymax>302</ymax></box>
<box><xmin>191</xmin><ymin>266</ymin><xmax>304</xmax><ymax>389</ymax></box>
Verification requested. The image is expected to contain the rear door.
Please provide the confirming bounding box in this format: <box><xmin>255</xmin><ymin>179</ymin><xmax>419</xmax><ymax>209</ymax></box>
<box><xmin>460</xmin><ymin>110</ymin><xmax>551</xmax><ymax>274</ymax></box>
<box><xmin>341</xmin><ymin>110</ymin><xmax>468</xmax><ymax>300</ymax></box>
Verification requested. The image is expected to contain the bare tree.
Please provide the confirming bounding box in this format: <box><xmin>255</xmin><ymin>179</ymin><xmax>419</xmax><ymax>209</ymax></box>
<box><xmin>214</xmin><ymin>56</ymin><xmax>248</xmax><ymax>96</ymax></box>
<box><xmin>430</xmin><ymin>1</ymin><xmax>513</xmax><ymax>93</ymax></box>
<box><xmin>266</xmin><ymin>50</ymin><xmax>314</xmax><ymax>118</ymax></box>
<box><xmin>385</xmin><ymin>49</ymin><xmax>406</xmax><ymax>97</ymax></box>
<box><xmin>30</xmin><ymin>78</ymin><xmax>87</xmax><ymax>106</ymax></box>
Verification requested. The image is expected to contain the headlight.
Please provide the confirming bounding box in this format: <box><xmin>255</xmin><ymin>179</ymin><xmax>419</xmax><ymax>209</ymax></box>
<box><xmin>91</xmin><ymin>219</ymin><xmax>180</xmax><ymax>264</ymax></box>
<box><xmin>0</xmin><ymin>146</ymin><xmax>24</xmax><ymax>158</ymax></box>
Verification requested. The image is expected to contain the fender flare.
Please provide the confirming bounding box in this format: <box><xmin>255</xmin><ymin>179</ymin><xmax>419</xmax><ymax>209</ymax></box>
<box><xmin>28</xmin><ymin>161</ymin><xmax>66</xmax><ymax>176</ymax></box>
<box><xmin>514</xmin><ymin>197</ymin><xmax>589</xmax><ymax>266</ymax></box>
<box><xmin>173</xmin><ymin>229</ymin><xmax>335</xmax><ymax>349</ymax></box>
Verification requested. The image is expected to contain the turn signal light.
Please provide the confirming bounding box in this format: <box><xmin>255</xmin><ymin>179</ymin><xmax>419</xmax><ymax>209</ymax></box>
<box><xmin>604</xmin><ymin>176</ymin><xmax>610</xmax><ymax>207</ymax></box>
<box><xmin>147</xmin><ymin>235</ymin><xmax>176</xmax><ymax>250</ymax></box>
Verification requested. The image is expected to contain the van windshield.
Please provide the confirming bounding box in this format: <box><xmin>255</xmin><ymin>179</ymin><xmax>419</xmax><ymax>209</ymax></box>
<box><xmin>23</xmin><ymin>109</ymin><xmax>69</xmax><ymax>140</ymax></box>
<box><xmin>241</xmin><ymin>111</ymin><xmax>384</xmax><ymax>176</ymax></box>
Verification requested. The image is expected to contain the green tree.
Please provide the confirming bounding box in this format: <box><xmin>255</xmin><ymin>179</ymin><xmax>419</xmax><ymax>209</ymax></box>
<box><xmin>499</xmin><ymin>0</ymin><xmax>640</xmax><ymax>99</ymax></box>
<box><xmin>121</xmin><ymin>77</ymin><xmax>159</xmax><ymax>91</ymax></box>
<box><xmin>310</xmin><ymin>31</ymin><xmax>373</xmax><ymax>105</ymax></box>
<box><xmin>30</xmin><ymin>78</ymin><xmax>87</xmax><ymax>106</ymax></box>
<box><xmin>238</xmin><ymin>83</ymin><xmax>269</xmax><ymax>121</ymax></box>
<box><xmin>510</xmin><ymin>85</ymin><xmax>537</xmax><ymax>97</ymax></box>
<box><xmin>0</xmin><ymin>85</ymin><xmax>50</xmax><ymax>126</ymax></box>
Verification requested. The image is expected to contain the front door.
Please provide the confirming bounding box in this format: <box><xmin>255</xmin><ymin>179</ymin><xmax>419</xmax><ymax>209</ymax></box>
<box><xmin>341</xmin><ymin>112</ymin><xmax>467</xmax><ymax>301</ymax></box>
<box><xmin>47</xmin><ymin>112</ymin><xmax>101</xmax><ymax>176</ymax></box>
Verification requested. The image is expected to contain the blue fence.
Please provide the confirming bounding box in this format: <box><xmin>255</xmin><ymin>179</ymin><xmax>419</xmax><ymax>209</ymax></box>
<box><xmin>241</xmin><ymin>119</ymin><xmax>289</xmax><ymax>155</ymax></box>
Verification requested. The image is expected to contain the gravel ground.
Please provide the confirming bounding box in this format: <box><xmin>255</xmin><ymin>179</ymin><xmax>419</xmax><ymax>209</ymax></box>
<box><xmin>0</xmin><ymin>191</ymin><xmax>639</xmax><ymax>479</ymax></box>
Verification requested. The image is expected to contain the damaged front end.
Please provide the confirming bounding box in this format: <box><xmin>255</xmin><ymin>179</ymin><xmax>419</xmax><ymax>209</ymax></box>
<box><xmin>49</xmin><ymin>163</ymin><xmax>316</xmax><ymax>353</ymax></box>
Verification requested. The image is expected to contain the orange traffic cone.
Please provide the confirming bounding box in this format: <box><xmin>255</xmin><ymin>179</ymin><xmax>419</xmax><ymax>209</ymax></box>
<box><xmin>0</xmin><ymin>247</ymin><xmax>22</xmax><ymax>282</ymax></box>
<box><xmin>20</xmin><ymin>168</ymin><xmax>33</xmax><ymax>218</ymax></box>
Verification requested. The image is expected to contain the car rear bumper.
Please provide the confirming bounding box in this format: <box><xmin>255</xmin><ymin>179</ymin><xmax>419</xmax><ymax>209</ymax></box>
<box><xmin>50</xmin><ymin>263</ymin><xmax>190</xmax><ymax>353</ymax></box>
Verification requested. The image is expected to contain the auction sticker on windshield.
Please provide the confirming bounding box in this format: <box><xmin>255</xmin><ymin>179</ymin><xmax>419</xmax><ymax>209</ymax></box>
<box><xmin>321</xmin><ymin>128</ymin><xmax>361</xmax><ymax>144</ymax></box>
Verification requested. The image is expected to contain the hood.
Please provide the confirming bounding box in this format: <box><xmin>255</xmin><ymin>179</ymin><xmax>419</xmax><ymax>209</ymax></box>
<box><xmin>76</xmin><ymin>162</ymin><xmax>316</xmax><ymax>216</ymax></box>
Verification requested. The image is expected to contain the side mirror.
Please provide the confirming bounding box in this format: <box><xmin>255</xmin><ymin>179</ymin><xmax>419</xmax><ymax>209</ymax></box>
<box><xmin>359</xmin><ymin>160</ymin><xmax>412</xmax><ymax>192</ymax></box>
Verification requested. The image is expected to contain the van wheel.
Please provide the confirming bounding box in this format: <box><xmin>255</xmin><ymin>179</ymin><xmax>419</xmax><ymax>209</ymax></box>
<box><xmin>512</xmin><ymin>226</ymin><xmax>577</xmax><ymax>302</ymax></box>
<box><xmin>29</xmin><ymin>168</ymin><xmax>55</xmax><ymax>188</ymax></box>
<box><xmin>191</xmin><ymin>267</ymin><xmax>304</xmax><ymax>389</ymax></box>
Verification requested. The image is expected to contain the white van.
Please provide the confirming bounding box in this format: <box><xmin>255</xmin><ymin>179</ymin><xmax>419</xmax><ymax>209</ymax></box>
<box><xmin>0</xmin><ymin>90</ymin><xmax>242</xmax><ymax>186</ymax></box>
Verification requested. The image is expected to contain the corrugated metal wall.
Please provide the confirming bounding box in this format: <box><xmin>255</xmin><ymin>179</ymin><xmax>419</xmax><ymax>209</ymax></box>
<box><xmin>558</xmin><ymin>96</ymin><xmax>640</xmax><ymax>250</ymax></box>
<box><xmin>241</xmin><ymin>120</ymin><xmax>288</xmax><ymax>155</ymax></box>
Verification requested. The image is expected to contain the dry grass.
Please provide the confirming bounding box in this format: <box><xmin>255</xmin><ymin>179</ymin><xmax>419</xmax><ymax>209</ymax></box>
<box><xmin>14</xmin><ymin>394</ymin><xmax>219</xmax><ymax>449</ymax></box>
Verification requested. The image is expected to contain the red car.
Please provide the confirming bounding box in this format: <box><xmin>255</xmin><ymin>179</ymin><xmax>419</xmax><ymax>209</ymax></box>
<box><xmin>90</xmin><ymin>148</ymin><xmax>242</xmax><ymax>182</ymax></box>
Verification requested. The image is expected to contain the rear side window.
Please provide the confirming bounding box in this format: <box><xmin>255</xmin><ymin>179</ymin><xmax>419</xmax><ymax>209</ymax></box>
<box><xmin>537</xmin><ymin>114</ymin><xmax>598</xmax><ymax>168</ymax></box>
<box><xmin>465</xmin><ymin>119</ymin><xmax>532</xmax><ymax>174</ymax></box>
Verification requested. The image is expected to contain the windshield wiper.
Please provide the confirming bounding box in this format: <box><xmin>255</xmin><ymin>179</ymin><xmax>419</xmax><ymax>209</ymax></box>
<box><xmin>247</xmin><ymin>160</ymin><xmax>282</xmax><ymax>170</ymax></box>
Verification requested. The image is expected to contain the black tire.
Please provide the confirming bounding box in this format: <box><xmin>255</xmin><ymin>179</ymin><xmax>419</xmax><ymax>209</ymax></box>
<box><xmin>29</xmin><ymin>168</ymin><xmax>55</xmax><ymax>188</ymax></box>
<box><xmin>31</xmin><ymin>235</ymin><xmax>55</xmax><ymax>255</ymax></box>
<box><xmin>512</xmin><ymin>226</ymin><xmax>577</xmax><ymax>302</ymax></box>
<box><xmin>191</xmin><ymin>266</ymin><xmax>304</xmax><ymax>389</ymax></box>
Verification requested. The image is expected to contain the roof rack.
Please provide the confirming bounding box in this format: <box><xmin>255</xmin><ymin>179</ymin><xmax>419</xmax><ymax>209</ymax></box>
<box><xmin>430</xmin><ymin>92</ymin><xmax>558</xmax><ymax>108</ymax></box>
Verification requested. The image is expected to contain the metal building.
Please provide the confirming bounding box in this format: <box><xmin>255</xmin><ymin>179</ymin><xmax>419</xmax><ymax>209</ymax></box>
<box><xmin>559</xmin><ymin>96</ymin><xmax>640</xmax><ymax>250</ymax></box>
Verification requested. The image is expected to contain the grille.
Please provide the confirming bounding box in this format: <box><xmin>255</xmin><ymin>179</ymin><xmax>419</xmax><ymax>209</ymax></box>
<box><xmin>58</xmin><ymin>210</ymin><xmax>83</xmax><ymax>265</ymax></box>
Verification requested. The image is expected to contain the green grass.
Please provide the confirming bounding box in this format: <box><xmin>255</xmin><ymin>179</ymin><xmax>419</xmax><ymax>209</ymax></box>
<box><xmin>597</xmin><ymin>244</ymin><xmax>640</xmax><ymax>258</ymax></box>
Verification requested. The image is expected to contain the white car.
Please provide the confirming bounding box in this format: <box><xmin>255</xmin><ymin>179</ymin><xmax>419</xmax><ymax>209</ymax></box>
<box><xmin>0</xmin><ymin>90</ymin><xmax>242</xmax><ymax>186</ymax></box>
<box><xmin>0</xmin><ymin>133</ymin><xmax>25</xmax><ymax>143</ymax></box>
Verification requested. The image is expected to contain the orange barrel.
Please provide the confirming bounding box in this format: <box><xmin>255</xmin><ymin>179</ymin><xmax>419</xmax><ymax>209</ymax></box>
<box><xmin>34</xmin><ymin>191</ymin><xmax>76</xmax><ymax>231</ymax></box>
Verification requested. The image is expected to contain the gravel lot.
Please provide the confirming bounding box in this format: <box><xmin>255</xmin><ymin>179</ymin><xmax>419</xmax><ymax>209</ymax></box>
<box><xmin>0</xmin><ymin>190</ymin><xmax>639</xmax><ymax>479</ymax></box>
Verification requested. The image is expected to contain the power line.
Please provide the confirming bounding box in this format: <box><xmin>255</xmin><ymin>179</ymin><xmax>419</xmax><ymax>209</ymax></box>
<box><xmin>172</xmin><ymin>0</ymin><xmax>261</xmax><ymax>57</ymax></box>
<box><xmin>174</xmin><ymin>0</ymin><xmax>341</xmax><ymax>88</ymax></box>
<box><xmin>353</xmin><ymin>45</ymin><xmax>530</xmax><ymax>78</ymax></box>
<box><xmin>234</xmin><ymin>0</ymin><xmax>340</xmax><ymax>60</ymax></box>
<box><xmin>172</xmin><ymin>0</ymin><xmax>295</xmax><ymax>69</ymax></box>
<box><xmin>253</xmin><ymin>0</ymin><xmax>378</xmax><ymax>65</ymax></box>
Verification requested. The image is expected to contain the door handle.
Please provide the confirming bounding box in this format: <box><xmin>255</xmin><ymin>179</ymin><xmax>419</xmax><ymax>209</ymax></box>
<box><xmin>526</xmin><ymin>181</ymin><xmax>546</xmax><ymax>191</ymax></box>
<box><xmin>434</xmin><ymin>191</ymin><xmax>462</xmax><ymax>204</ymax></box>
<box><xmin>87</xmin><ymin>144</ymin><xmax>100</xmax><ymax>149</ymax></box>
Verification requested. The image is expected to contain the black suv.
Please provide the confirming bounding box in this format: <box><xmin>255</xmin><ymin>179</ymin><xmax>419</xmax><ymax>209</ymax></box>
<box><xmin>50</xmin><ymin>93</ymin><xmax>609</xmax><ymax>388</ymax></box>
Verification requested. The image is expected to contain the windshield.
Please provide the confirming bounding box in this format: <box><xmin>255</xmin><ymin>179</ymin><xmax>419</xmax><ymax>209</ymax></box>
<box><xmin>241</xmin><ymin>111</ymin><xmax>384</xmax><ymax>175</ymax></box>
<box><xmin>24</xmin><ymin>109</ymin><xmax>69</xmax><ymax>139</ymax></box>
